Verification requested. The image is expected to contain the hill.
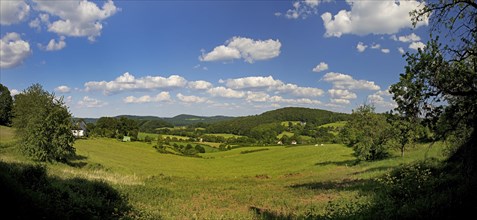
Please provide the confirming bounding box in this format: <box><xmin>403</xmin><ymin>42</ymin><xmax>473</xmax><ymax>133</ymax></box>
<box><xmin>207</xmin><ymin>107</ymin><xmax>349</xmax><ymax>136</ymax></box>
<box><xmin>162</xmin><ymin>114</ymin><xmax>234</xmax><ymax>126</ymax></box>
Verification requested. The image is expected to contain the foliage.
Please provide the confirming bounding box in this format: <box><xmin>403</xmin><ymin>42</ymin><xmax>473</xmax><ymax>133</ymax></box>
<box><xmin>12</xmin><ymin>84</ymin><xmax>75</xmax><ymax>162</ymax></box>
<box><xmin>390</xmin><ymin>0</ymin><xmax>477</xmax><ymax>173</ymax></box>
<box><xmin>341</xmin><ymin>104</ymin><xmax>392</xmax><ymax>161</ymax></box>
<box><xmin>91</xmin><ymin>116</ymin><xmax>139</xmax><ymax>140</ymax></box>
<box><xmin>0</xmin><ymin>83</ymin><xmax>13</xmax><ymax>126</ymax></box>
<box><xmin>386</xmin><ymin>113</ymin><xmax>422</xmax><ymax>157</ymax></box>
<box><xmin>207</xmin><ymin>107</ymin><xmax>348</xmax><ymax>138</ymax></box>
<box><xmin>0</xmin><ymin>161</ymin><xmax>131</xmax><ymax>219</ymax></box>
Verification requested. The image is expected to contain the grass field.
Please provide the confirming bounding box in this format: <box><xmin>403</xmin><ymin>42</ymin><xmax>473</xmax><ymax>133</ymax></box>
<box><xmin>0</xmin><ymin>125</ymin><xmax>15</xmax><ymax>143</ymax></box>
<box><xmin>319</xmin><ymin>121</ymin><xmax>347</xmax><ymax>128</ymax></box>
<box><xmin>205</xmin><ymin>133</ymin><xmax>244</xmax><ymax>138</ymax></box>
<box><xmin>0</xmin><ymin>126</ymin><xmax>446</xmax><ymax>219</ymax></box>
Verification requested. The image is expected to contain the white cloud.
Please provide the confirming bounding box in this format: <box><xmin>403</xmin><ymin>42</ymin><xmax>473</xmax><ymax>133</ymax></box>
<box><xmin>77</xmin><ymin>96</ymin><xmax>107</xmax><ymax>108</ymax></box>
<box><xmin>33</xmin><ymin>0</ymin><xmax>119</xmax><ymax>41</ymax></box>
<box><xmin>291</xmin><ymin>87</ymin><xmax>324</xmax><ymax>97</ymax></box>
<box><xmin>0</xmin><ymin>32</ymin><xmax>31</xmax><ymax>69</ymax></box>
<box><xmin>0</xmin><ymin>0</ymin><xmax>30</xmax><ymax>25</ymax></box>
<box><xmin>224</xmin><ymin>75</ymin><xmax>323</xmax><ymax>97</ymax></box>
<box><xmin>356</xmin><ymin>42</ymin><xmax>367</xmax><ymax>52</ymax></box>
<box><xmin>323</xmin><ymin>72</ymin><xmax>380</xmax><ymax>90</ymax></box>
<box><xmin>10</xmin><ymin>89</ymin><xmax>20</xmax><ymax>96</ymax></box>
<box><xmin>84</xmin><ymin>72</ymin><xmax>187</xmax><ymax>95</ymax></box>
<box><xmin>177</xmin><ymin>93</ymin><xmax>208</xmax><ymax>103</ymax></box>
<box><xmin>321</xmin><ymin>0</ymin><xmax>427</xmax><ymax>37</ymax></box>
<box><xmin>398</xmin><ymin>47</ymin><xmax>405</xmax><ymax>54</ymax></box>
<box><xmin>328</xmin><ymin>89</ymin><xmax>357</xmax><ymax>99</ymax></box>
<box><xmin>123</xmin><ymin>92</ymin><xmax>171</xmax><ymax>104</ymax></box>
<box><xmin>409</xmin><ymin>41</ymin><xmax>426</xmax><ymax>50</ymax></box>
<box><xmin>207</xmin><ymin>86</ymin><xmax>245</xmax><ymax>98</ymax></box>
<box><xmin>330</xmin><ymin>98</ymin><xmax>350</xmax><ymax>104</ymax></box>
<box><xmin>245</xmin><ymin>91</ymin><xmax>270</xmax><ymax>102</ymax></box>
<box><xmin>397</xmin><ymin>33</ymin><xmax>421</xmax><ymax>42</ymax></box>
<box><xmin>269</xmin><ymin>95</ymin><xmax>322</xmax><ymax>105</ymax></box>
<box><xmin>226</xmin><ymin>76</ymin><xmax>282</xmax><ymax>90</ymax></box>
<box><xmin>312</xmin><ymin>62</ymin><xmax>329</xmax><ymax>72</ymax></box>
<box><xmin>45</xmin><ymin>36</ymin><xmax>66</xmax><ymax>51</ymax></box>
<box><xmin>200</xmin><ymin>37</ymin><xmax>281</xmax><ymax>63</ymax></box>
<box><xmin>368</xmin><ymin>89</ymin><xmax>397</xmax><ymax>109</ymax></box>
<box><xmin>381</xmin><ymin>48</ymin><xmax>390</xmax><ymax>54</ymax></box>
<box><xmin>187</xmin><ymin>80</ymin><xmax>213</xmax><ymax>90</ymax></box>
<box><xmin>284</xmin><ymin>0</ymin><xmax>319</xmax><ymax>19</ymax></box>
<box><xmin>55</xmin><ymin>85</ymin><xmax>71</xmax><ymax>93</ymax></box>
<box><xmin>371</xmin><ymin>43</ymin><xmax>381</xmax><ymax>49</ymax></box>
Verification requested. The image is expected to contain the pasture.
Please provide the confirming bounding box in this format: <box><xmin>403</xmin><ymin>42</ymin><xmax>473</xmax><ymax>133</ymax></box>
<box><xmin>0</xmin><ymin>126</ymin><xmax>446</xmax><ymax>219</ymax></box>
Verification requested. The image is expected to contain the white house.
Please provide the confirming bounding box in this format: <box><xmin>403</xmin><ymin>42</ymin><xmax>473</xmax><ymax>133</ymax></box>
<box><xmin>72</xmin><ymin>121</ymin><xmax>87</xmax><ymax>138</ymax></box>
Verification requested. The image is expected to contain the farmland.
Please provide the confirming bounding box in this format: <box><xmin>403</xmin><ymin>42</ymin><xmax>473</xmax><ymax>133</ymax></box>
<box><xmin>0</xmin><ymin>125</ymin><xmax>446</xmax><ymax>219</ymax></box>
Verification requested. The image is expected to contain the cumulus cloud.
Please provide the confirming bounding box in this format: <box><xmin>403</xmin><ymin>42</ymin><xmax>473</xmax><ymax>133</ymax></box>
<box><xmin>284</xmin><ymin>0</ymin><xmax>320</xmax><ymax>19</ymax></box>
<box><xmin>328</xmin><ymin>89</ymin><xmax>357</xmax><ymax>100</ymax></box>
<box><xmin>409</xmin><ymin>41</ymin><xmax>426</xmax><ymax>50</ymax></box>
<box><xmin>187</xmin><ymin>80</ymin><xmax>213</xmax><ymax>90</ymax></box>
<box><xmin>123</xmin><ymin>92</ymin><xmax>171</xmax><ymax>104</ymax></box>
<box><xmin>367</xmin><ymin>92</ymin><xmax>397</xmax><ymax>108</ymax></box>
<box><xmin>177</xmin><ymin>93</ymin><xmax>208</xmax><ymax>103</ymax></box>
<box><xmin>84</xmin><ymin>72</ymin><xmax>187</xmax><ymax>95</ymax></box>
<box><xmin>0</xmin><ymin>0</ymin><xmax>30</xmax><ymax>25</ymax></box>
<box><xmin>33</xmin><ymin>0</ymin><xmax>119</xmax><ymax>41</ymax></box>
<box><xmin>55</xmin><ymin>85</ymin><xmax>71</xmax><ymax>93</ymax></box>
<box><xmin>200</xmin><ymin>37</ymin><xmax>281</xmax><ymax>63</ymax></box>
<box><xmin>312</xmin><ymin>62</ymin><xmax>328</xmax><ymax>72</ymax></box>
<box><xmin>0</xmin><ymin>32</ymin><xmax>31</xmax><ymax>69</ymax></box>
<box><xmin>45</xmin><ymin>36</ymin><xmax>66</xmax><ymax>51</ymax></box>
<box><xmin>245</xmin><ymin>91</ymin><xmax>270</xmax><ymax>102</ymax></box>
<box><xmin>330</xmin><ymin>98</ymin><xmax>350</xmax><ymax>105</ymax></box>
<box><xmin>225</xmin><ymin>76</ymin><xmax>282</xmax><ymax>90</ymax></box>
<box><xmin>269</xmin><ymin>95</ymin><xmax>322</xmax><ymax>105</ymax></box>
<box><xmin>381</xmin><ymin>48</ymin><xmax>390</xmax><ymax>54</ymax></box>
<box><xmin>371</xmin><ymin>43</ymin><xmax>381</xmax><ymax>49</ymax></box>
<box><xmin>10</xmin><ymin>89</ymin><xmax>20</xmax><ymax>96</ymax></box>
<box><xmin>77</xmin><ymin>96</ymin><xmax>107</xmax><ymax>108</ymax></box>
<box><xmin>397</xmin><ymin>33</ymin><xmax>421</xmax><ymax>42</ymax></box>
<box><xmin>224</xmin><ymin>75</ymin><xmax>323</xmax><ymax>97</ymax></box>
<box><xmin>398</xmin><ymin>47</ymin><xmax>405</xmax><ymax>54</ymax></box>
<box><xmin>323</xmin><ymin>72</ymin><xmax>380</xmax><ymax>90</ymax></box>
<box><xmin>321</xmin><ymin>0</ymin><xmax>427</xmax><ymax>37</ymax></box>
<box><xmin>356</xmin><ymin>42</ymin><xmax>367</xmax><ymax>52</ymax></box>
<box><xmin>207</xmin><ymin>86</ymin><xmax>245</xmax><ymax>98</ymax></box>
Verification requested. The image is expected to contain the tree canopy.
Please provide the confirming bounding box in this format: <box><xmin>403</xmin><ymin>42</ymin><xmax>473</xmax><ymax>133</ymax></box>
<box><xmin>12</xmin><ymin>84</ymin><xmax>75</xmax><ymax>162</ymax></box>
<box><xmin>390</xmin><ymin>0</ymin><xmax>477</xmax><ymax>173</ymax></box>
<box><xmin>0</xmin><ymin>84</ymin><xmax>13</xmax><ymax>126</ymax></box>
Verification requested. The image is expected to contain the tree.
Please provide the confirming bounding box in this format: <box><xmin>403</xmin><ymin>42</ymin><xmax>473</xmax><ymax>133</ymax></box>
<box><xmin>386</xmin><ymin>113</ymin><xmax>419</xmax><ymax>157</ymax></box>
<box><xmin>0</xmin><ymin>84</ymin><xmax>13</xmax><ymax>125</ymax></box>
<box><xmin>12</xmin><ymin>84</ymin><xmax>75</xmax><ymax>162</ymax></box>
<box><xmin>341</xmin><ymin>104</ymin><xmax>393</xmax><ymax>161</ymax></box>
<box><xmin>390</xmin><ymin>0</ymin><xmax>477</xmax><ymax>173</ymax></box>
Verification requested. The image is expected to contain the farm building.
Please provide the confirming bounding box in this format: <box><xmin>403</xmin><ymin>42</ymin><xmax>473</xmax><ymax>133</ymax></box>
<box><xmin>72</xmin><ymin>121</ymin><xmax>87</xmax><ymax>138</ymax></box>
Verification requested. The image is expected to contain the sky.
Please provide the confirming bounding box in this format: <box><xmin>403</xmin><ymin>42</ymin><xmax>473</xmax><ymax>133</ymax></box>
<box><xmin>0</xmin><ymin>0</ymin><xmax>431</xmax><ymax>118</ymax></box>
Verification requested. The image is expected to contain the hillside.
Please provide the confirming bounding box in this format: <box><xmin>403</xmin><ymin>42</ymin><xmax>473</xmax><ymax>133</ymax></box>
<box><xmin>162</xmin><ymin>114</ymin><xmax>234</xmax><ymax>126</ymax></box>
<box><xmin>207</xmin><ymin>107</ymin><xmax>349</xmax><ymax>136</ymax></box>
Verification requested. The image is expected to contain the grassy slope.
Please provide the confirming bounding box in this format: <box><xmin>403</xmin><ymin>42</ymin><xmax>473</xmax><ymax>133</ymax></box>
<box><xmin>0</xmin><ymin>125</ymin><xmax>446</xmax><ymax>219</ymax></box>
<box><xmin>0</xmin><ymin>125</ymin><xmax>15</xmax><ymax>143</ymax></box>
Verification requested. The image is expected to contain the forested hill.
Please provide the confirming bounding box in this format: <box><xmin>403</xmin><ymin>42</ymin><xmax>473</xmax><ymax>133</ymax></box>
<box><xmin>207</xmin><ymin>107</ymin><xmax>349</xmax><ymax>135</ymax></box>
<box><xmin>76</xmin><ymin>114</ymin><xmax>234</xmax><ymax>127</ymax></box>
<box><xmin>162</xmin><ymin>114</ymin><xmax>234</xmax><ymax>126</ymax></box>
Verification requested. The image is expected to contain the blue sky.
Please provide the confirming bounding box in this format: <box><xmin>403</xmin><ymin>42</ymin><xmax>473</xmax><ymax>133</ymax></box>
<box><xmin>1</xmin><ymin>0</ymin><xmax>430</xmax><ymax>118</ymax></box>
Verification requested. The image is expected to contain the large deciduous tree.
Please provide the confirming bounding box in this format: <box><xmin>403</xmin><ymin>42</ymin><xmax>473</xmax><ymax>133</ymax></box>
<box><xmin>341</xmin><ymin>104</ymin><xmax>393</xmax><ymax>161</ymax></box>
<box><xmin>0</xmin><ymin>84</ymin><xmax>13</xmax><ymax>125</ymax></box>
<box><xmin>390</xmin><ymin>0</ymin><xmax>477</xmax><ymax>174</ymax></box>
<box><xmin>12</xmin><ymin>84</ymin><xmax>75</xmax><ymax>162</ymax></box>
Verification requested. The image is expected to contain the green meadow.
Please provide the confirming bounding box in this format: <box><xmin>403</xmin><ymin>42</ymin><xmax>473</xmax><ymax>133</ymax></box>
<box><xmin>0</xmin><ymin>126</ymin><xmax>447</xmax><ymax>219</ymax></box>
